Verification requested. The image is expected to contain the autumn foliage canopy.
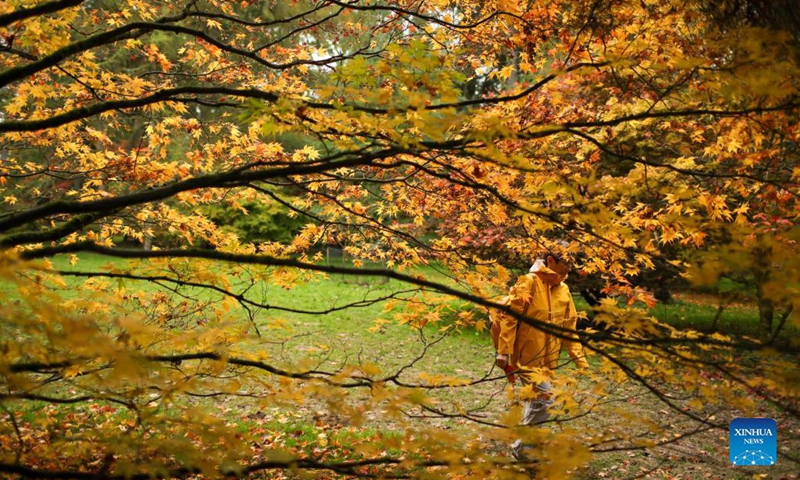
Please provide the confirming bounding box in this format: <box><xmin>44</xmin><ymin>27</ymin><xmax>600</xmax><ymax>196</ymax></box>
<box><xmin>1</xmin><ymin>0</ymin><xmax>799</xmax><ymax>478</ymax></box>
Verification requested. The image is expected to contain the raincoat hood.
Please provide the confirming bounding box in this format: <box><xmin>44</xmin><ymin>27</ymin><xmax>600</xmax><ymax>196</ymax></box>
<box><xmin>529</xmin><ymin>259</ymin><xmax>563</xmax><ymax>285</ymax></box>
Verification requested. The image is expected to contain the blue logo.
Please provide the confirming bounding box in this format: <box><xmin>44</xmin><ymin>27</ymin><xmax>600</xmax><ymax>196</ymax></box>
<box><xmin>730</xmin><ymin>418</ymin><xmax>777</xmax><ymax>466</ymax></box>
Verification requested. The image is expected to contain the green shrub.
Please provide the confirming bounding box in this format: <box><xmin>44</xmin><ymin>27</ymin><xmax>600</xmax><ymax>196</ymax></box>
<box><xmin>201</xmin><ymin>199</ymin><xmax>308</xmax><ymax>244</ymax></box>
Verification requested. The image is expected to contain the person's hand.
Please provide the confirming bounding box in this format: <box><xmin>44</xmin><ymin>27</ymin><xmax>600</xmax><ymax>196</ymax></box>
<box><xmin>495</xmin><ymin>354</ymin><xmax>509</xmax><ymax>370</ymax></box>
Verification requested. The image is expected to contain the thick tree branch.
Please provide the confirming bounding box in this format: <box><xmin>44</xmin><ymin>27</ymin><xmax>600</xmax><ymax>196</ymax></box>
<box><xmin>5</xmin><ymin>63</ymin><xmax>792</xmax><ymax>142</ymax></box>
<box><xmin>0</xmin><ymin>211</ymin><xmax>112</xmax><ymax>247</ymax></box>
<box><xmin>185</xmin><ymin>4</ymin><xmax>330</xmax><ymax>28</ymax></box>
<box><xmin>55</xmin><ymin>269</ymin><xmax>422</xmax><ymax>316</ymax></box>
<box><xmin>17</xmin><ymin>241</ymin><xmax>800</xmax><ymax>358</ymax></box>
<box><xmin>560</xmin><ymin>101</ymin><xmax>800</xmax><ymax>129</ymax></box>
<box><xmin>564</xmin><ymin>128</ymin><xmax>800</xmax><ymax>191</ymax></box>
<box><xmin>0</xmin><ymin>457</ymin><xmax>466</xmax><ymax>480</ymax></box>
<box><xmin>0</xmin><ymin>393</ymin><xmax>135</xmax><ymax>409</ymax></box>
<box><xmin>0</xmin><ymin>147</ymin><xmax>398</xmax><ymax>232</ymax></box>
<box><xmin>0</xmin><ymin>15</ymin><xmax>191</xmax><ymax>88</ymax></box>
<box><xmin>324</xmin><ymin>0</ymin><xmax>528</xmax><ymax>30</ymax></box>
<box><xmin>13</xmin><ymin>242</ymin><xmax>590</xmax><ymax>353</ymax></box>
<box><xmin>0</xmin><ymin>0</ymin><xmax>84</xmax><ymax>28</ymax></box>
<box><xmin>0</xmin><ymin>86</ymin><xmax>277</xmax><ymax>133</ymax></box>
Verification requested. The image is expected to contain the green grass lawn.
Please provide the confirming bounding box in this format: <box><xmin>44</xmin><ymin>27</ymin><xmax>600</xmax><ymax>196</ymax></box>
<box><xmin>24</xmin><ymin>252</ymin><xmax>785</xmax><ymax>343</ymax></box>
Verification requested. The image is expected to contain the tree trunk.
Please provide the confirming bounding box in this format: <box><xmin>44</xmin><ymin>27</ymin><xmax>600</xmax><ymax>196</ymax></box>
<box><xmin>579</xmin><ymin>288</ymin><xmax>610</xmax><ymax>332</ymax></box>
<box><xmin>768</xmin><ymin>304</ymin><xmax>793</xmax><ymax>344</ymax></box>
<box><xmin>756</xmin><ymin>282</ymin><xmax>774</xmax><ymax>341</ymax></box>
<box><xmin>580</xmin><ymin>288</ymin><xmax>604</xmax><ymax>307</ymax></box>
<box><xmin>708</xmin><ymin>301</ymin><xmax>726</xmax><ymax>333</ymax></box>
<box><xmin>752</xmin><ymin>245</ymin><xmax>773</xmax><ymax>341</ymax></box>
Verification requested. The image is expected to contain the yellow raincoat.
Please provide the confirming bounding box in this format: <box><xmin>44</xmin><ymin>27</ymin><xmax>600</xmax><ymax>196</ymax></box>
<box><xmin>495</xmin><ymin>266</ymin><xmax>588</xmax><ymax>377</ymax></box>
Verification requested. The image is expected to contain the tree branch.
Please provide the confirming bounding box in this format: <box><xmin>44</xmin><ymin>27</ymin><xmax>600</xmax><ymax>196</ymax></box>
<box><xmin>0</xmin><ymin>211</ymin><xmax>113</xmax><ymax>247</ymax></box>
<box><xmin>0</xmin><ymin>147</ymin><xmax>398</xmax><ymax>232</ymax></box>
<box><xmin>0</xmin><ymin>0</ymin><xmax>84</xmax><ymax>28</ymax></box>
<box><xmin>0</xmin><ymin>86</ymin><xmax>277</xmax><ymax>133</ymax></box>
<box><xmin>55</xmin><ymin>269</ymin><xmax>422</xmax><ymax>316</ymax></box>
<box><xmin>0</xmin><ymin>15</ymin><xmax>190</xmax><ymax>89</ymax></box>
<box><xmin>18</xmin><ymin>241</ymin><xmax>800</xmax><ymax>357</ymax></box>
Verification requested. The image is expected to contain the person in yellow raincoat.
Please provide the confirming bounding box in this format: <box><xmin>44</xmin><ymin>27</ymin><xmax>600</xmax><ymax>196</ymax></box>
<box><xmin>493</xmin><ymin>253</ymin><xmax>588</xmax><ymax>461</ymax></box>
